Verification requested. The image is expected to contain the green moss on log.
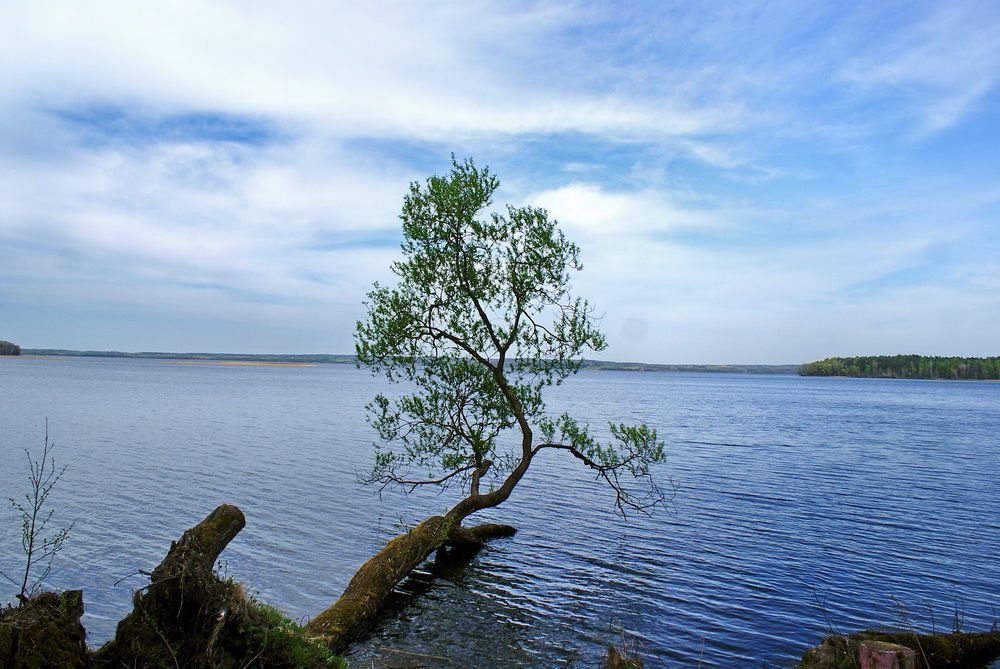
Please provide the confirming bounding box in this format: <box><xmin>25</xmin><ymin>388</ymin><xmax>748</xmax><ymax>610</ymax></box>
<box><xmin>305</xmin><ymin>515</ymin><xmax>449</xmax><ymax>650</ymax></box>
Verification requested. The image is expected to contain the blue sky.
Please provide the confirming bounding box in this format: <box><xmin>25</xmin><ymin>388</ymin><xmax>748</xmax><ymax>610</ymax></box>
<box><xmin>2</xmin><ymin>2</ymin><xmax>999</xmax><ymax>364</ymax></box>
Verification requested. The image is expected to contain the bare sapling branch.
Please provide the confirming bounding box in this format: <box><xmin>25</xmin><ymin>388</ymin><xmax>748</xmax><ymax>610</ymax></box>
<box><xmin>1</xmin><ymin>419</ymin><xmax>75</xmax><ymax>605</ymax></box>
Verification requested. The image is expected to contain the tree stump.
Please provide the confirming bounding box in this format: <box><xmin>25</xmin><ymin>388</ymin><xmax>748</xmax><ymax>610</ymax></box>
<box><xmin>92</xmin><ymin>504</ymin><xmax>247</xmax><ymax>667</ymax></box>
<box><xmin>859</xmin><ymin>640</ymin><xmax>916</xmax><ymax>669</ymax></box>
<box><xmin>0</xmin><ymin>590</ymin><xmax>89</xmax><ymax>669</ymax></box>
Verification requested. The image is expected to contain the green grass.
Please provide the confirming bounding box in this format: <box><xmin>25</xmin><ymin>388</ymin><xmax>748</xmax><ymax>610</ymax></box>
<box><xmin>245</xmin><ymin>601</ymin><xmax>346</xmax><ymax>669</ymax></box>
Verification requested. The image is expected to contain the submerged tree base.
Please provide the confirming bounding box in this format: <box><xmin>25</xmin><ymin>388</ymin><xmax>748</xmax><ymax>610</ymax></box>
<box><xmin>304</xmin><ymin>514</ymin><xmax>516</xmax><ymax>653</ymax></box>
<box><xmin>0</xmin><ymin>503</ymin><xmax>524</xmax><ymax>667</ymax></box>
<box><xmin>0</xmin><ymin>504</ymin><xmax>520</xmax><ymax>668</ymax></box>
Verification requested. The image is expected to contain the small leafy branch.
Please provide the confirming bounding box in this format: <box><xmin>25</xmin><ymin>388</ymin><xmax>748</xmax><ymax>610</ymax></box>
<box><xmin>1</xmin><ymin>419</ymin><xmax>74</xmax><ymax>604</ymax></box>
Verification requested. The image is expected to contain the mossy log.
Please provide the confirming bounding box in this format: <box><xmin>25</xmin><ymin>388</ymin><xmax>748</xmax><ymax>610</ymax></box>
<box><xmin>304</xmin><ymin>514</ymin><xmax>515</xmax><ymax>653</ymax></box>
<box><xmin>93</xmin><ymin>503</ymin><xmax>343</xmax><ymax>669</ymax></box>
<box><xmin>0</xmin><ymin>502</ymin><xmax>248</xmax><ymax>669</ymax></box>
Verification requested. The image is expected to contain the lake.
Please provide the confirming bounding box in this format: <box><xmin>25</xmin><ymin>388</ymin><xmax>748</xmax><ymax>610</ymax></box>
<box><xmin>1</xmin><ymin>356</ymin><xmax>998</xmax><ymax>666</ymax></box>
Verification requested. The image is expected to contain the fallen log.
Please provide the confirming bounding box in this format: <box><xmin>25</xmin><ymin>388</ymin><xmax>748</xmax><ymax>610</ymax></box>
<box><xmin>859</xmin><ymin>640</ymin><xmax>915</xmax><ymax>669</ymax></box>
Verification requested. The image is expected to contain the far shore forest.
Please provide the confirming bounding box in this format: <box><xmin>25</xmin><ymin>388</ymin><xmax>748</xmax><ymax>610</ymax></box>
<box><xmin>799</xmin><ymin>355</ymin><xmax>1000</xmax><ymax>380</ymax></box>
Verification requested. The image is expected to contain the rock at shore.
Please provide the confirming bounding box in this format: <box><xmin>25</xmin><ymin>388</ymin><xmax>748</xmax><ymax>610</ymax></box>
<box><xmin>801</xmin><ymin>629</ymin><xmax>1000</xmax><ymax>669</ymax></box>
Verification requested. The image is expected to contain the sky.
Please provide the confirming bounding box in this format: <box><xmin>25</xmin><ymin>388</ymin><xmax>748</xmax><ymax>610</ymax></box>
<box><xmin>2</xmin><ymin>2</ymin><xmax>999</xmax><ymax>364</ymax></box>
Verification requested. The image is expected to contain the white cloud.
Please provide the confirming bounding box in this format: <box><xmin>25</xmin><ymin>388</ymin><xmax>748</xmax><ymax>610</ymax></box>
<box><xmin>516</xmin><ymin>177</ymin><xmax>1000</xmax><ymax>363</ymax></box>
<box><xmin>0</xmin><ymin>123</ymin><xmax>406</xmax><ymax>318</ymax></box>
<box><xmin>531</xmin><ymin>183</ymin><xmax>723</xmax><ymax>238</ymax></box>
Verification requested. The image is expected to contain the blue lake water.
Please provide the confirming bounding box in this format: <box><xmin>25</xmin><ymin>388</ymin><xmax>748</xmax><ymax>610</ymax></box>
<box><xmin>1</xmin><ymin>356</ymin><xmax>998</xmax><ymax>667</ymax></box>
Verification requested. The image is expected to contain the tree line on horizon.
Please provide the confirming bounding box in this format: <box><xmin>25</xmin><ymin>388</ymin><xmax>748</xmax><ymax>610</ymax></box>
<box><xmin>799</xmin><ymin>355</ymin><xmax>1000</xmax><ymax>380</ymax></box>
<box><xmin>0</xmin><ymin>340</ymin><xmax>21</xmax><ymax>356</ymax></box>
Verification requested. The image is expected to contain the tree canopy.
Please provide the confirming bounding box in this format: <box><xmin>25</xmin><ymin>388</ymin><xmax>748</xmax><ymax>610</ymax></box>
<box><xmin>0</xmin><ymin>340</ymin><xmax>21</xmax><ymax>356</ymax></box>
<box><xmin>355</xmin><ymin>157</ymin><xmax>667</xmax><ymax>518</ymax></box>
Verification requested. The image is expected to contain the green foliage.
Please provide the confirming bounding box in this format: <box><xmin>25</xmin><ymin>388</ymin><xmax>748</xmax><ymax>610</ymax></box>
<box><xmin>1</xmin><ymin>420</ymin><xmax>74</xmax><ymax>605</ymax></box>
<box><xmin>356</xmin><ymin>157</ymin><xmax>667</xmax><ymax>516</ymax></box>
<box><xmin>799</xmin><ymin>355</ymin><xmax>1000</xmax><ymax>380</ymax></box>
<box><xmin>0</xmin><ymin>340</ymin><xmax>21</xmax><ymax>356</ymax></box>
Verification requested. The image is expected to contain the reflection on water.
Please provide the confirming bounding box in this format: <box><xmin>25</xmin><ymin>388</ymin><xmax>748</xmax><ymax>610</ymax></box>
<box><xmin>1</xmin><ymin>357</ymin><xmax>998</xmax><ymax>667</ymax></box>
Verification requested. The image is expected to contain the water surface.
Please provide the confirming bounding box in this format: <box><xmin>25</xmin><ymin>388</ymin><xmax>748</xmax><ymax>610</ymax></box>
<box><xmin>1</xmin><ymin>357</ymin><xmax>997</xmax><ymax>666</ymax></box>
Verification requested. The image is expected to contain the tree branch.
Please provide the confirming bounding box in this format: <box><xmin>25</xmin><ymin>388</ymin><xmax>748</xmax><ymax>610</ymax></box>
<box><xmin>458</xmin><ymin>251</ymin><xmax>503</xmax><ymax>355</ymax></box>
<box><xmin>366</xmin><ymin>464</ymin><xmax>478</xmax><ymax>493</ymax></box>
<box><xmin>533</xmin><ymin>442</ymin><xmax>668</xmax><ymax>518</ymax></box>
<box><xmin>418</xmin><ymin>325</ymin><xmax>496</xmax><ymax>371</ymax></box>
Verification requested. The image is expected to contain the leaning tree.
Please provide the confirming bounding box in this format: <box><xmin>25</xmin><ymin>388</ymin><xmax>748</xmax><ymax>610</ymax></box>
<box><xmin>305</xmin><ymin>157</ymin><xmax>668</xmax><ymax>651</ymax></box>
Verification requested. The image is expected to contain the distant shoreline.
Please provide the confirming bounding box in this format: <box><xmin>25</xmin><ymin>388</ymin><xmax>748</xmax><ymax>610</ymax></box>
<box><xmin>20</xmin><ymin>349</ymin><xmax>799</xmax><ymax>374</ymax></box>
<box><xmin>170</xmin><ymin>360</ymin><xmax>317</xmax><ymax>367</ymax></box>
<box><xmin>22</xmin><ymin>349</ymin><xmax>356</xmax><ymax>365</ymax></box>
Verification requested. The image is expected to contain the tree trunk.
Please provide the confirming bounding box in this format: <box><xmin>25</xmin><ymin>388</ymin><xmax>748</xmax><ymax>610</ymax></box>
<box><xmin>304</xmin><ymin>513</ymin><xmax>515</xmax><ymax>653</ymax></box>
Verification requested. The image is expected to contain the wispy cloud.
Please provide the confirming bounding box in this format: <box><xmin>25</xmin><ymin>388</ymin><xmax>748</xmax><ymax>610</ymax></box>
<box><xmin>0</xmin><ymin>3</ymin><xmax>744</xmax><ymax>144</ymax></box>
<box><xmin>836</xmin><ymin>4</ymin><xmax>1000</xmax><ymax>134</ymax></box>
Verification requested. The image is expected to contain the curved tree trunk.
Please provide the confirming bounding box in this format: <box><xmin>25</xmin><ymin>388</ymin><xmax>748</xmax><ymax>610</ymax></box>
<box><xmin>304</xmin><ymin>511</ymin><xmax>515</xmax><ymax>653</ymax></box>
